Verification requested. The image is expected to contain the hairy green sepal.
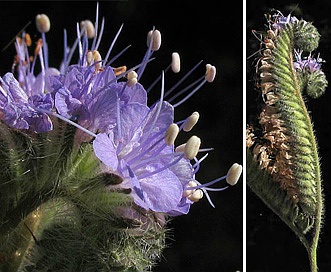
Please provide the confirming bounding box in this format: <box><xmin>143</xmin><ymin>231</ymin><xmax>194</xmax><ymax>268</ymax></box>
<box><xmin>0</xmin><ymin>119</ymin><xmax>166</xmax><ymax>271</ymax></box>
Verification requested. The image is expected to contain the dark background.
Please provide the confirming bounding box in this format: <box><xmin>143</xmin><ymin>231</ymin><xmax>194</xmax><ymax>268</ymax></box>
<box><xmin>247</xmin><ymin>0</ymin><xmax>331</xmax><ymax>271</ymax></box>
<box><xmin>0</xmin><ymin>1</ymin><xmax>243</xmax><ymax>271</ymax></box>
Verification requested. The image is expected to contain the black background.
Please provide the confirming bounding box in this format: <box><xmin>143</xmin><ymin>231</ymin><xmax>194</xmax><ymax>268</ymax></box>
<box><xmin>247</xmin><ymin>0</ymin><xmax>331</xmax><ymax>271</ymax></box>
<box><xmin>0</xmin><ymin>1</ymin><xmax>243</xmax><ymax>271</ymax></box>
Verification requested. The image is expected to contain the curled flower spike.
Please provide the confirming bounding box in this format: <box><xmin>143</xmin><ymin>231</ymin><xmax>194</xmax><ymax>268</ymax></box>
<box><xmin>247</xmin><ymin>11</ymin><xmax>327</xmax><ymax>271</ymax></box>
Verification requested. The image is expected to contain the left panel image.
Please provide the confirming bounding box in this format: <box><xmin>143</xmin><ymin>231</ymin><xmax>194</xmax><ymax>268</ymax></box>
<box><xmin>0</xmin><ymin>1</ymin><xmax>243</xmax><ymax>271</ymax></box>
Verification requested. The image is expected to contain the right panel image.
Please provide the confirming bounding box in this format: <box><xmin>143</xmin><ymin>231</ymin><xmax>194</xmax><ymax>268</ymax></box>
<box><xmin>246</xmin><ymin>1</ymin><xmax>331</xmax><ymax>271</ymax></box>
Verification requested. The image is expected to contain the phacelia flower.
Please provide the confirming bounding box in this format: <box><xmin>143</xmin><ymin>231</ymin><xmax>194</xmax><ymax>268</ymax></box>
<box><xmin>4</xmin><ymin>4</ymin><xmax>242</xmax><ymax>216</ymax></box>
<box><xmin>0</xmin><ymin>73</ymin><xmax>53</xmax><ymax>132</ymax></box>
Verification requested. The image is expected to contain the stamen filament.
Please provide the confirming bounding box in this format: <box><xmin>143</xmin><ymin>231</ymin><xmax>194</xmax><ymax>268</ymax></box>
<box><xmin>37</xmin><ymin>109</ymin><xmax>97</xmax><ymax>138</ymax></box>
<box><xmin>104</xmin><ymin>23</ymin><xmax>124</xmax><ymax>65</ymax></box>
<box><xmin>164</xmin><ymin>60</ymin><xmax>203</xmax><ymax>98</ymax></box>
<box><xmin>138</xmin><ymin>154</ymin><xmax>184</xmax><ymax>179</ymax></box>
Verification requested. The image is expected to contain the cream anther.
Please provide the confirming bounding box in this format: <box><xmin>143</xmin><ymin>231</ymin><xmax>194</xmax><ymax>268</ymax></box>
<box><xmin>147</xmin><ymin>29</ymin><xmax>161</xmax><ymax>51</ymax></box>
<box><xmin>80</xmin><ymin>20</ymin><xmax>96</xmax><ymax>39</ymax></box>
<box><xmin>183</xmin><ymin>181</ymin><xmax>198</xmax><ymax>197</ymax></box>
<box><xmin>36</xmin><ymin>14</ymin><xmax>51</xmax><ymax>33</ymax></box>
<box><xmin>184</xmin><ymin>136</ymin><xmax>201</xmax><ymax>160</ymax></box>
<box><xmin>86</xmin><ymin>50</ymin><xmax>93</xmax><ymax>65</ymax></box>
<box><xmin>226</xmin><ymin>163</ymin><xmax>243</xmax><ymax>186</ymax></box>
<box><xmin>205</xmin><ymin>64</ymin><xmax>216</xmax><ymax>83</ymax></box>
<box><xmin>165</xmin><ymin>123</ymin><xmax>180</xmax><ymax>146</ymax></box>
<box><xmin>127</xmin><ymin>71</ymin><xmax>138</xmax><ymax>87</ymax></box>
<box><xmin>171</xmin><ymin>52</ymin><xmax>180</xmax><ymax>73</ymax></box>
<box><xmin>175</xmin><ymin>143</ymin><xmax>186</xmax><ymax>153</ymax></box>
<box><xmin>188</xmin><ymin>189</ymin><xmax>203</xmax><ymax>202</ymax></box>
<box><xmin>183</xmin><ymin>111</ymin><xmax>200</xmax><ymax>132</ymax></box>
<box><xmin>92</xmin><ymin>50</ymin><xmax>102</xmax><ymax>70</ymax></box>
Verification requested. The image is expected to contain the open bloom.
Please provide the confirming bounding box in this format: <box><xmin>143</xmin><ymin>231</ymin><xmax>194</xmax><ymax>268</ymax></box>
<box><xmin>0</xmin><ymin>73</ymin><xmax>53</xmax><ymax>132</ymax></box>
<box><xmin>3</xmin><ymin>6</ymin><xmax>242</xmax><ymax>216</ymax></box>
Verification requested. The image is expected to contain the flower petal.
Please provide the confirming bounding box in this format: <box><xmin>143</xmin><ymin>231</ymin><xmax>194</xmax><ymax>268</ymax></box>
<box><xmin>93</xmin><ymin>132</ymin><xmax>119</xmax><ymax>170</ymax></box>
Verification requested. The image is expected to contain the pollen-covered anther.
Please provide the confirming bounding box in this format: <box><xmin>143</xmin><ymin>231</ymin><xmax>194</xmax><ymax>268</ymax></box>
<box><xmin>205</xmin><ymin>64</ymin><xmax>216</xmax><ymax>82</ymax></box>
<box><xmin>35</xmin><ymin>14</ymin><xmax>51</xmax><ymax>33</ymax></box>
<box><xmin>184</xmin><ymin>135</ymin><xmax>201</xmax><ymax>160</ymax></box>
<box><xmin>183</xmin><ymin>111</ymin><xmax>200</xmax><ymax>132</ymax></box>
<box><xmin>171</xmin><ymin>52</ymin><xmax>180</xmax><ymax>73</ymax></box>
<box><xmin>165</xmin><ymin>123</ymin><xmax>180</xmax><ymax>146</ymax></box>
<box><xmin>147</xmin><ymin>29</ymin><xmax>161</xmax><ymax>51</ymax></box>
<box><xmin>80</xmin><ymin>20</ymin><xmax>96</xmax><ymax>39</ymax></box>
<box><xmin>226</xmin><ymin>163</ymin><xmax>243</xmax><ymax>186</ymax></box>
<box><xmin>24</xmin><ymin>33</ymin><xmax>32</xmax><ymax>47</ymax></box>
<box><xmin>114</xmin><ymin>66</ymin><xmax>127</xmax><ymax>76</ymax></box>
<box><xmin>34</xmin><ymin>39</ymin><xmax>43</xmax><ymax>56</ymax></box>
<box><xmin>127</xmin><ymin>70</ymin><xmax>138</xmax><ymax>87</ymax></box>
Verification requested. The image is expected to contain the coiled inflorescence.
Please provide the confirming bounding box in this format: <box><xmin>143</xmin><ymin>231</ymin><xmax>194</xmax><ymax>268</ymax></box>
<box><xmin>247</xmin><ymin>11</ymin><xmax>327</xmax><ymax>234</ymax></box>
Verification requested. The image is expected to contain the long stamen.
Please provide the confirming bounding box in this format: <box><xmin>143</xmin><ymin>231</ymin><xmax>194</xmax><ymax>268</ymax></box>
<box><xmin>164</xmin><ymin>60</ymin><xmax>203</xmax><ymax>99</ymax></box>
<box><xmin>37</xmin><ymin>108</ymin><xmax>97</xmax><ymax>138</ymax></box>
<box><xmin>104</xmin><ymin>23</ymin><xmax>124</xmax><ymax>64</ymax></box>
<box><xmin>140</xmin><ymin>70</ymin><xmax>165</xmax><ymax>145</ymax></box>
<box><xmin>137</xmin><ymin>28</ymin><xmax>161</xmax><ymax>80</ymax></box>
<box><xmin>138</xmin><ymin>154</ymin><xmax>184</xmax><ymax>179</ymax></box>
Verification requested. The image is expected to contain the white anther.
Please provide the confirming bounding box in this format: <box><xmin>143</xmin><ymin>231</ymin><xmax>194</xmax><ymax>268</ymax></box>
<box><xmin>86</xmin><ymin>50</ymin><xmax>93</xmax><ymax>65</ymax></box>
<box><xmin>147</xmin><ymin>29</ymin><xmax>161</xmax><ymax>51</ymax></box>
<box><xmin>93</xmin><ymin>50</ymin><xmax>102</xmax><ymax>70</ymax></box>
<box><xmin>183</xmin><ymin>181</ymin><xmax>198</xmax><ymax>197</ymax></box>
<box><xmin>127</xmin><ymin>71</ymin><xmax>138</xmax><ymax>87</ymax></box>
<box><xmin>175</xmin><ymin>143</ymin><xmax>186</xmax><ymax>153</ymax></box>
<box><xmin>171</xmin><ymin>52</ymin><xmax>180</xmax><ymax>73</ymax></box>
<box><xmin>183</xmin><ymin>111</ymin><xmax>200</xmax><ymax>132</ymax></box>
<box><xmin>205</xmin><ymin>64</ymin><xmax>216</xmax><ymax>83</ymax></box>
<box><xmin>165</xmin><ymin>123</ymin><xmax>180</xmax><ymax>146</ymax></box>
<box><xmin>80</xmin><ymin>20</ymin><xmax>96</xmax><ymax>39</ymax></box>
<box><xmin>36</xmin><ymin>14</ymin><xmax>51</xmax><ymax>33</ymax></box>
<box><xmin>184</xmin><ymin>136</ymin><xmax>201</xmax><ymax>160</ymax></box>
<box><xmin>188</xmin><ymin>189</ymin><xmax>203</xmax><ymax>202</ymax></box>
<box><xmin>226</xmin><ymin>163</ymin><xmax>243</xmax><ymax>186</ymax></box>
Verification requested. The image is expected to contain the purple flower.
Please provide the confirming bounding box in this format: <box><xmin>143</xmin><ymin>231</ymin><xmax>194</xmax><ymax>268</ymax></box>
<box><xmin>0</xmin><ymin>73</ymin><xmax>53</xmax><ymax>132</ymax></box>
<box><xmin>93</xmin><ymin>99</ymin><xmax>196</xmax><ymax>215</ymax></box>
<box><xmin>272</xmin><ymin>13</ymin><xmax>299</xmax><ymax>30</ymax></box>
<box><xmin>50</xmin><ymin>64</ymin><xmax>147</xmax><ymax>133</ymax></box>
<box><xmin>294</xmin><ymin>51</ymin><xmax>324</xmax><ymax>73</ymax></box>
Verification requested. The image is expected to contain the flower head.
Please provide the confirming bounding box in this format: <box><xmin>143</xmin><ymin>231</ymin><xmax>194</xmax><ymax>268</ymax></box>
<box><xmin>2</xmin><ymin>4</ymin><xmax>241</xmax><ymax>217</ymax></box>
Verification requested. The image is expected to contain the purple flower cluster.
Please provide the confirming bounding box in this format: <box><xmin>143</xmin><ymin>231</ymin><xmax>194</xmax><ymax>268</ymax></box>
<box><xmin>0</xmin><ymin>6</ymin><xmax>241</xmax><ymax>216</ymax></box>
<box><xmin>294</xmin><ymin>51</ymin><xmax>324</xmax><ymax>74</ymax></box>
<box><xmin>271</xmin><ymin>13</ymin><xmax>299</xmax><ymax>30</ymax></box>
